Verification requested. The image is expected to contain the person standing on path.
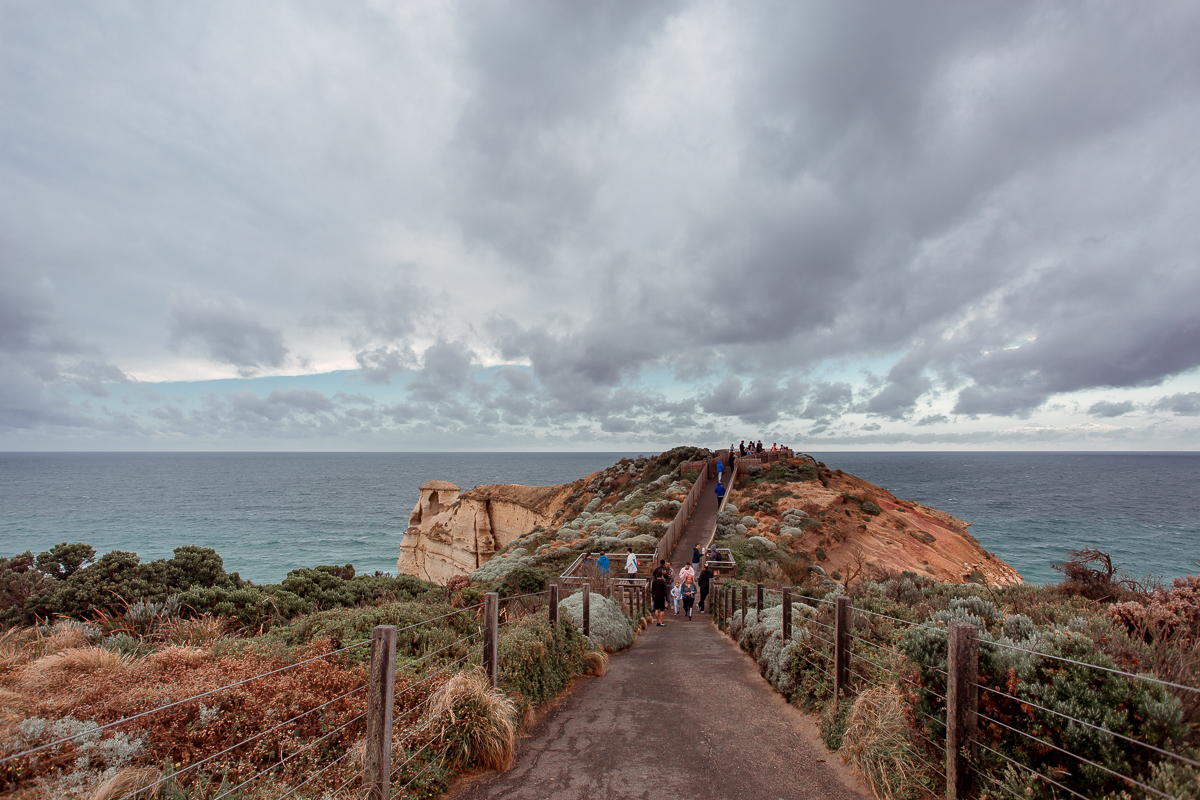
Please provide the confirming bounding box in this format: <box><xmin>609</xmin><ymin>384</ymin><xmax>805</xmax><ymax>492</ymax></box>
<box><xmin>670</xmin><ymin>581</ymin><xmax>682</xmax><ymax>616</ymax></box>
<box><xmin>651</xmin><ymin>571</ymin><xmax>668</xmax><ymax>626</ymax></box>
<box><xmin>596</xmin><ymin>552</ymin><xmax>609</xmax><ymax>577</ymax></box>
<box><xmin>625</xmin><ymin>547</ymin><xmax>638</xmax><ymax>580</ymax></box>
<box><xmin>698</xmin><ymin>564</ymin><xmax>713</xmax><ymax>612</ymax></box>
<box><xmin>691</xmin><ymin>545</ymin><xmax>702</xmax><ymax>574</ymax></box>
<box><xmin>715</xmin><ymin>481</ymin><xmax>726</xmax><ymax>507</ymax></box>
<box><xmin>681</xmin><ymin>576</ymin><xmax>697</xmax><ymax>620</ymax></box>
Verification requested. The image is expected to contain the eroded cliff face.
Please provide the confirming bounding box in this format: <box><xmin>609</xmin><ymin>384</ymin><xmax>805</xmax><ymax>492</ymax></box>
<box><xmin>733</xmin><ymin>467</ymin><xmax>1022</xmax><ymax>586</ymax></box>
<box><xmin>398</xmin><ymin>481</ymin><xmax>572</xmax><ymax>585</ymax></box>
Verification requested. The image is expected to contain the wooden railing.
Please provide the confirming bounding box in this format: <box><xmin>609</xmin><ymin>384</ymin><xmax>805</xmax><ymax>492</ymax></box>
<box><xmin>654</xmin><ymin>460</ymin><xmax>708</xmax><ymax>565</ymax></box>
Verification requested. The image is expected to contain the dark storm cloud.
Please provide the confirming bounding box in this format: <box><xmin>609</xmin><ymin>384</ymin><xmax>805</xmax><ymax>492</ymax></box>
<box><xmin>354</xmin><ymin>346</ymin><xmax>417</xmax><ymax>385</ymax></box>
<box><xmin>408</xmin><ymin>340</ymin><xmax>476</xmax><ymax>403</ymax></box>
<box><xmin>4</xmin><ymin>0</ymin><xmax>1200</xmax><ymax>448</ymax></box>
<box><xmin>449</xmin><ymin>0</ymin><xmax>682</xmax><ymax>267</ymax></box>
<box><xmin>0</xmin><ymin>264</ymin><xmax>131</xmax><ymax>430</ymax></box>
<box><xmin>1089</xmin><ymin>400</ymin><xmax>1135</xmax><ymax>418</ymax></box>
<box><xmin>168</xmin><ymin>295</ymin><xmax>288</xmax><ymax>376</ymax></box>
<box><xmin>799</xmin><ymin>382</ymin><xmax>853</xmax><ymax>421</ymax></box>
<box><xmin>1155</xmin><ymin>393</ymin><xmax>1200</xmax><ymax>416</ymax></box>
<box><xmin>700</xmin><ymin>377</ymin><xmax>794</xmax><ymax>425</ymax></box>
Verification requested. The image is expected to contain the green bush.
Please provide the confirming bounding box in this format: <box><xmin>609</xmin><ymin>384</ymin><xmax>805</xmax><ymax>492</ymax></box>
<box><xmin>498</xmin><ymin>614</ymin><xmax>588</xmax><ymax>707</ymax></box>
<box><xmin>497</xmin><ymin>566</ymin><xmax>549</xmax><ymax>597</ymax></box>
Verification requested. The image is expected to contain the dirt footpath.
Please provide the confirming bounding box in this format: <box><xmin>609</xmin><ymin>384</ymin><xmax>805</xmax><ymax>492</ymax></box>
<box><xmin>444</xmin><ymin>613</ymin><xmax>871</xmax><ymax>800</ymax></box>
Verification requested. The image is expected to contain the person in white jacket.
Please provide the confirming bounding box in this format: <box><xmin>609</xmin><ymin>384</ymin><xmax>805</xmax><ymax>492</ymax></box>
<box><xmin>624</xmin><ymin>547</ymin><xmax>638</xmax><ymax>580</ymax></box>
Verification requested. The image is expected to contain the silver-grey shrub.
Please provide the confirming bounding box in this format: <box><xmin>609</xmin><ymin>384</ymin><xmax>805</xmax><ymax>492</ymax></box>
<box><xmin>558</xmin><ymin>591</ymin><xmax>634</xmax><ymax>653</ymax></box>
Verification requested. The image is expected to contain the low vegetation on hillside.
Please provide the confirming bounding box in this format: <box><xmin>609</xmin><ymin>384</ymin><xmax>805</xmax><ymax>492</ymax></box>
<box><xmin>721</xmin><ymin>552</ymin><xmax>1200</xmax><ymax>800</ymax></box>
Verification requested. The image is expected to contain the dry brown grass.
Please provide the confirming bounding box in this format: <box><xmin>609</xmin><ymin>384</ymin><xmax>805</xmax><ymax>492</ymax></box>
<box><xmin>840</xmin><ymin>686</ymin><xmax>925</xmax><ymax>800</ymax></box>
<box><xmin>144</xmin><ymin>645</ymin><xmax>206</xmax><ymax>670</ymax></box>
<box><xmin>31</xmin><ymin>647</ymin><xmax>134</xmax><ymax>675</ymax></box>
<box><xmin>90</xmin><ymin>766</ymin><xmax>162</xmax><ymax>800</ymax></box>
<box><xmin>159</xmin><ymin>615</ymin><xmax>225</xmax><ymax>647</ymax></box>
<box><xmin>0</xmin><ymin>627</ymin><xmax>38</xmax><ymax>673</ymax></box>
<box><xmin>41</xmin><ymin>622</ymin><xmax>90</xmax><ymax>655</ymax></box>
<box><xmin>427</xmin><ymin>669</ymin><xmax>517</xmax><ymax>771</ymax></box>
<box><xmin>583</xmin><ymin>651</ymin><xmax>608</xmax><ymax>677</ymax></box>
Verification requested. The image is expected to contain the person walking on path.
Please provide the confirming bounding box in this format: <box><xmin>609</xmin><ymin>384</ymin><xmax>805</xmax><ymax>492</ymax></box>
<box><xmin>596</xmin><ymin>552</ymin><xmax>609</xmax><ymax>577</ymax></box>
<box><xmin>671</xmin><ymin>582</ymin><xmax>682</xmax><ymax>617</ymax></box>
<box><xmin>651</xmin><ymin>571</ymin><xmax>668</xmax><ymax>626</ymax></box>
<box><xmin>715</xmin><ymin>481</ymin><xmax>726</xmax><ymax>507</ymax></box>
<box><xmin>691</xmin><ymin>545</ymin><xmax>702</xmax><ymax>573</ymax></box>
<box><xmin>698</xmin><ymin>563</ymin><xmax>713</xmax><ymax>612</ymax></box>
<box><xmin>717</xmin><ymin>458</ymin><xmax>724</xmax><ymax>480</ymax></box>
<box><xmin>678</xmin><ymin>562</ymin><xmax>694</xmax><ymax>584</ymax></box>
<box><xmin>625</xmin><ymin>547</ymin><xmax>638</xmax><ymax>580</ymax></box>
<box><xmin>681</xmin><ymin>576</ymin><xmax>697</xmax><ymax>620</ymax></box>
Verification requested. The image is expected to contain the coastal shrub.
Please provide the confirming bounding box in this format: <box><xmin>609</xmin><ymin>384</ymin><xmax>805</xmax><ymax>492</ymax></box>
<box><xmin>497</xmin><ymin>566</ymin><xmax>549</xmax><ymax>597</ymax></box>
<box><xmin>497</xmin><ymin>615</ymin><xmax>588</xmax><ymax>706</ymax></box>
<box><xmin>899</xmin><ymin>616</ymin><xmax>1187</xmax><ymax>798</ymax></box>
<box><xmin>471</xmin><ymin>554</ymin><xmax>536</xmax><ymax>583</ymax></box>
<box><xmin>0</xmin><ymin>552</ymin><xmax>51</xmax><ymax>626</ymax></box>
<box><xmin>261</xmin><ymin>600</ymin><xmax>477</xmax><ymax>670</ymax></box>
<box><xmin>859</xmin><ymin>501</ymin><xmax>882</xmax><ymax>516</ymax></box>
<box><xmin>746</xmin><ymin>461</ymin><xmax>819</xmax><ymax>485</ymax></box>
<box><xmin>34</xmin><ymin>542</ymin><xmax>97</xmax><ymax>581</ymax></box>
<box><xmin>1052</xmin><ymin>547</ymin><xmax>1126</xmax><ymax>600</ymax></box>
<box><xmin>558</xmin><ymin>592</ymin><xmax>634</xmax><ymax>653</ymax></box>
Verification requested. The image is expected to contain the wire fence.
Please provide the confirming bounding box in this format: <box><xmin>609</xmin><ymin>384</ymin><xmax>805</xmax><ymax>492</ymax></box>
<box><xmin>0</xmin><ymin>582</ymin><xmax>626</xmax><ymax>799</ymax></box>
<box><xmin>713</xmin><ymin>580</ymin><xmax>1200</xmax><ymax>800</ymax></box>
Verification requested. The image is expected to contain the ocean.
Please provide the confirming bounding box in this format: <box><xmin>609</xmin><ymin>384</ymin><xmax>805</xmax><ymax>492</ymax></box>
<box><xmin>2</xmin><ymin>451</ymin><xmax>1197</xmax><ymax>586</ymax></box>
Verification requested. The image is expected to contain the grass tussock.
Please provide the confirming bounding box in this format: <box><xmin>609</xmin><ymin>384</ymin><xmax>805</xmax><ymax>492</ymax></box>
<box><xmin>427</xmin><ymin>668</ymin><xmax>517</xmax><ymax>771</ymax></box>
<box><xmin>144</xmin><ymin>645</ymin><xmax>206</xmax><ymax>670</ymax></box>
<box><xmin>41</xmin><ymin>621</ymin><xmax>91</xmax><ymax>655</ymax></box>
<box><xmin>159</xmin><ymin>615</ymin><xmax>225</xmax><ymax>647</ymax></box>
<box><xmin>91</xmin><ymin>766</ymin><xmax>162</xmax><ymax>800</ymax></box>
<box><xmin>583</xmin><ymin>650</ymin><xmax>608</xmax><ymax>677</ymax></box>
<box><xmin>33</xmin><ymin>646</ymin><xmax>134</xmax><ymax>674</ymax></box>
<box><xmin>0</xmin><ymin>627</ymin><xmax>37</xmax><ymax>673</ymax></box>
<box><xmin>840</xmin><ymin>686</ymin><xmax>925</xmax><ymax>800</ymax></box>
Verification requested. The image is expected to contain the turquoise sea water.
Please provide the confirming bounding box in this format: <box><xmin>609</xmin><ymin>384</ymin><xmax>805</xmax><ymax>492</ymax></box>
<box><xmin>2</xmin><ymin>451</ymin><xmax>1197</xmax><ymax>585</ymax></box>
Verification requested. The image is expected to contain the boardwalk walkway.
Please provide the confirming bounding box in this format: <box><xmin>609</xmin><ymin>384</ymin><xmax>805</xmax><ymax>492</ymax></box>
<box><xmin>446</xmin><ymin>488</ymin><xmax>870</xmax><ymax>800</ymax></box>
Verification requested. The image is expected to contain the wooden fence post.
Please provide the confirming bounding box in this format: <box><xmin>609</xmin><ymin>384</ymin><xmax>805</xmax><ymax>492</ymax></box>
<box><xmin>730</xmin><ymin>584</ymin><xmax>737</xmax><ymax>627</ymax></box>
<box><xmin>483</xmin><ymin>592</ymin><xmax>498</xmax><ymax>689</ymax></box>
<box><xmin>582</xmin><ymin>584</ymin><xmax>591</xmax><ymax>638</ymax></box>
<box><xmin>549</xmin><ymin>584</ymin><xmax>559</xmax><ymax>629</ymax></box>
<box><xmin>741</xmin><ymin>585</ymin><xmax>748</xmax><ymax>624</ymax></box>
<box><xmin>626</xmin><ymin>586</ymin><xmax>634</xmax><ymax>618</ymax></box>
<box><xmin>782</xmin><ymin>587</ymin><xmax>792</xmax><ymax>640</ymax></box>
<box><xmin>757</xmin><ymin>583</ymin><xmax>764</xmax><ymax>616</ymax></box>
<box><xmin>364</xmin><ymin>624</ymin><xmax>396</xmax><ymax>800</ymax></box>
<box><xmin>947</xmin><ymin>621</ymin><xmax>979</xmax><ymax>800</ymax></box>
<box><xmin>834</xmin><ymin>596</ymin><xmax>850</xmax><ymax>701</ymax></box>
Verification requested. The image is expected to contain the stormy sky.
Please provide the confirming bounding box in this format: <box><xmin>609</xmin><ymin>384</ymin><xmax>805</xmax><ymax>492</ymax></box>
<box><xmin>3</xmin><ymin>1</ymin><xmax>1199</xmax><ymax>451</ymax></box>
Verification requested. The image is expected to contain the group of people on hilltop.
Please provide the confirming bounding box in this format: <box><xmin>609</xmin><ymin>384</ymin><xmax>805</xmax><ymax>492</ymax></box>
<box><xmin>646</xmin><ymin>543</ymin><xmax>716</xmax><ymax>626</ymax></box>
<box><xmin>735</xmin><ymin>440</ymin><xmax>784</xmax><ymax>456</ymax></box>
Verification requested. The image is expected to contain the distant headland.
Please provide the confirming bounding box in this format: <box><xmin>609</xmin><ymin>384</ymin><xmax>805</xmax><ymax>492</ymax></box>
<box><xmin>397</xmin><ymin>447</ymin><xmax>1022</xmax><ymax>587</ymax></box>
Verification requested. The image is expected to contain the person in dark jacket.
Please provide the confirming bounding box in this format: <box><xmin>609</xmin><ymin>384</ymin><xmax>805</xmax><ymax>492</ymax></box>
<box><xmin>651</xmin><ymin>572</ymin><xmax>668</xmax><ymax>626</ymax></box>
<box><xmin>691</xmin><ymin>545</ymin><xmax>702</xmax><ymax>573</ymax></box>
<box><xmin>715</xmin><ymin>481</ymin><xmax>726</xmax><ymax>507</ymax></box>
<box><xmin>698</xmin><ymin>564</ymin><xmax>713</xmax><ymax>612</ymax></box>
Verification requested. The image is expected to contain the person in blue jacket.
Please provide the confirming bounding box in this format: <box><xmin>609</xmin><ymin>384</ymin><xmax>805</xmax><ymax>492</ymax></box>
<box><xmin>715</xmin><ymin>480</ymin><xmax>726</xmax><ymax>507</ymax></box>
